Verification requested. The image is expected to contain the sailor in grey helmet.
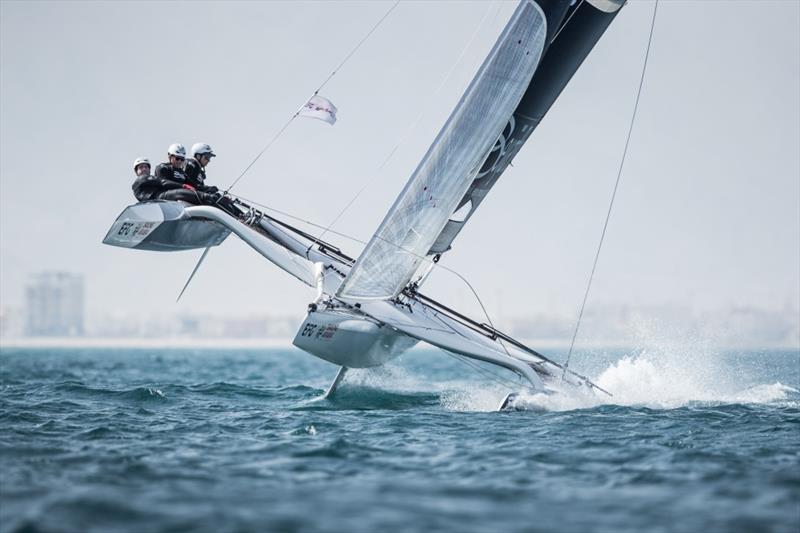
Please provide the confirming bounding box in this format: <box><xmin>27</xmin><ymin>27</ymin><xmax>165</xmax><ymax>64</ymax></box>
<box><xmin>154</xmin><ymin>143</ymin><xmax>189</xmax><ymax>183</ymax></box>
<box><xmin>185</xmin><ymin>143</ymin><xmax>218</xmax><ymax>193</ymax></box>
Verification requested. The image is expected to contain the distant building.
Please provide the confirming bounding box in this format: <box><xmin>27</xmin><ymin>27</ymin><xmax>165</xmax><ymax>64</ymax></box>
<box><xmin>25</xmin><ymin>272</ymin><xmax>85</xmax><ymax>336</ymax></box>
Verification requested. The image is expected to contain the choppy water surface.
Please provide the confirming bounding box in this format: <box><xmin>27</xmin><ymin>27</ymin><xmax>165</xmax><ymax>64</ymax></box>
<box><xmin>1</xmin><ymin>346</ymin><xmax>798</xmax><ymax>532</ymax></box>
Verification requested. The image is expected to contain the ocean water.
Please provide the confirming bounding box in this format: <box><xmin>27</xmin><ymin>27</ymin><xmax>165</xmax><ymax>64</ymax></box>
<box><xmin>1</xmin><ymin>345</ymin><xmax>798</xmax><ymax>533</ymax></box>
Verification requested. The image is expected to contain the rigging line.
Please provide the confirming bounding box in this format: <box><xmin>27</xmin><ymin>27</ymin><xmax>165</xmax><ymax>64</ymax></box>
<box><xmin>550</xmin><ymin>0</ymin><xmax>585</xmax><ymax>44</ymax></box>
<box><xmin>438</xmin><ymin>267</ymin><xmax>514</xmax><ymax>360</ymax></box>
<box><xmin>233</xmin><ymin>194</ymin><xmax>369</xmax><ymax>246</ymax></box>
<box><xmin>315</xmin><ymin>0</ymin><xmax>401</xmax><ymax>95</ymax></box>
<box><xmin>490</xmin><ymin>0</ymin><xmax>505</xmax><ymax>24</ymax></box>
<box><xmin>225</xmin><ymin>0</ymin><xmax>401</xmax><ymax>194</ymax></box>
<box><xmin>310</xmin><ymin>0</ymin><xmax>498</xmax><ymax>247</ymax></box>
<box><xmin>428</xmin><ymin>309</ymin><xmax>515</xmax><ymax>364</ymax></box>
<box><xmin>381</xmin><ymin>322</ymin><xmax>454</xmax><ymax>335</ymax></box>
<box><xmin>562</xmin><ymin>0</ymin><xmax>659</xmax><ymax>379</ymax></box>
<box><xmin>442</xmin><ymin>350</ymin><xmax>525</xmax><ymax>390</ymax></box>
<box><xmin>444</xmin><ymin>350</ymin><xmax>514</xmax><ymax>388</ymax></box>
<box><xmin>225</xmin><ymin>112</ymin><xmax>300</xmax><ymax>193</ymax></box>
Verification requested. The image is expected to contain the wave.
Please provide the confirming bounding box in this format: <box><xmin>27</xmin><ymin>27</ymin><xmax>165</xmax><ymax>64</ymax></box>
<box><xmin>421</xmin><ymin>329</ymin><xmax>798</xmax><ymax>412</ymax></box>
<box><xmin>508</xmin><ymin>350</ymin><xmax>799</xmax><ymax>412</ymax></box>
<box><xmin>297</xmin><ymin>386</ymin><xmax>439</xmax><ymax>411</ymax></box>
<box><xmin>188</xmin><ymin>382</ymin><xmax>279</xmax><ymax>399</ymax></box>
<box><xmin>289</xmin><ymin>365</ymin><xmax>443</xmax><ymax>411</ymax></box>
<box><xmin>55</xmin><ymin>382</ymin><xmax>168</xmax><ymax>402</ymax></box>
<box><xmin>292</xmin><ymin>350</ymin><xmax>799</xmax><ymax>413</ymax></box>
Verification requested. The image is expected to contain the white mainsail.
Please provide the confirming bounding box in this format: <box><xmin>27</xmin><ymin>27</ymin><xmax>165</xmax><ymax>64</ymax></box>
<box><xmin>337</xmin><ymin>0</ymin><xmax>547</xmax><ymax>300</ymax></box>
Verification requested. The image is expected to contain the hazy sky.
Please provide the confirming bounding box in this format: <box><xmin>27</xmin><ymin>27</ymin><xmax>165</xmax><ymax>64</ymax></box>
<box><xmin>1</xmin><ymin>0</ymin><xmax>798</xmax><ymax>325</ymax></box>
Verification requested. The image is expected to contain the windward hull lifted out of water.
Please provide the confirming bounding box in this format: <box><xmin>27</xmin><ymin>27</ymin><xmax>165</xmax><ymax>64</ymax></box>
<box><xmin>103</xmin><ymin>201</ymin><xmax>230</xmax><ymax>252</ymax></box>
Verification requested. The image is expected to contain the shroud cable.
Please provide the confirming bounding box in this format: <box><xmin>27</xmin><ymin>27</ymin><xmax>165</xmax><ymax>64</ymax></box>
<box><xmin>562</xmin><ymin>0</ymin><xmax>659</xmax><ymax>379</ymax></box>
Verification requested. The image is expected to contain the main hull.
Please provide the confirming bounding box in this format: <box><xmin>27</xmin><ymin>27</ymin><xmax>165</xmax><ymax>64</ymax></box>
<box><xmin>293</xmin><ymin>308</ymin><xmax>418</xmax><ymax>368</ymax></box>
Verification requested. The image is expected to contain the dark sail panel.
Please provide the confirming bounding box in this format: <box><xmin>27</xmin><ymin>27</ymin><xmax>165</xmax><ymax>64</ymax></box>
<box><xmin>429</xmin><ymin>0</ymin><xmax>625</xmax><ymax>255</ymax></box>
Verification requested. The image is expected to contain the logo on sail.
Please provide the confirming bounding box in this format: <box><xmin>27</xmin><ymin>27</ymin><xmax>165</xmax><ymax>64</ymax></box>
<box><xmin>478</xmin><ymin>117</ymin><xmax>516</xmax><ymax>179</ymax></box>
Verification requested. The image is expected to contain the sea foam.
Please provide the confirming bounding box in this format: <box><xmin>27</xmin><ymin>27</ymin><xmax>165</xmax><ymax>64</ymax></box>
<box><xmin>507</xmin><ymin>349</ymin><xmax>797</xmax><ymax>412</ymax></box>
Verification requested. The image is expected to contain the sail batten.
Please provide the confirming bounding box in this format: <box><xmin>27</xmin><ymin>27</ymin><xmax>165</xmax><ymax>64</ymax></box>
<box><xmin>337</xmin><ymin>0</ymin><xmax>547</xmax><ymax>300</ymax></box>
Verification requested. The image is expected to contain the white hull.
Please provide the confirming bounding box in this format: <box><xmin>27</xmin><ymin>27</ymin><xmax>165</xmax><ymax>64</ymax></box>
<box><xmin>293</xmin><ymin>308</ymin><xmax>418</xmax><ymax>368</ymax></box>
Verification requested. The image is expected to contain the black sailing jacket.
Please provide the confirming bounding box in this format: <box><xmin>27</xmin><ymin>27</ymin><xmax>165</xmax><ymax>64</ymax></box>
<box><xmin>154</xmin><ymin>162</ymin><xmax>188</xmax><ymax>183</ymax></box>
<box><xmin>185</xmin><ymin>158</ymin><xmax>218</xmax><ymax>193</ymax></box>
<box><xmin>131</xmin><ymin>174</ymin><xmax>184</xmax><ymax>202</ymax></box>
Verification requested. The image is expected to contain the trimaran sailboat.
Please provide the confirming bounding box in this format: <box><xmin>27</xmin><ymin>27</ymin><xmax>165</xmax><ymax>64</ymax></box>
<box><xmin>104</xmin><ymin>0</ymin><xmax>626</xmax><ymax>408</ymax></box>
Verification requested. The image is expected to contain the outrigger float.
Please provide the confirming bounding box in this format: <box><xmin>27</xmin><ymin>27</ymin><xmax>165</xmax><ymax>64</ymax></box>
<box><xmin>105</xmin><ymin>0</ymin><xmax>626</xmax><ymax>408</ymax></box>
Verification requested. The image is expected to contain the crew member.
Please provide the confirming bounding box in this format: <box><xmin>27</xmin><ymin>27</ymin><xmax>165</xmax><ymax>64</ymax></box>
<box><xmin>185</xmin><ymin>143</ymin><xmax>218</xmax><ymax>192</ymax></box>
<box><xmin>132</xmin><ymin>156</ymin><xmax>161</xmax><ymax>201</ymax></box>
<box><xmin>154</xmin><ymin>143</ymin><xmax>189</xmax><ymax>183</ymax></box>
<box><xmin>184</xmin><ymin>142</ymin><xmax>241</xmax><ymax>218</ymax></box>
<box><xmin>133</xmin><ymin>157</ymin><xmax>151</xmax><ymax>178</ymax></box>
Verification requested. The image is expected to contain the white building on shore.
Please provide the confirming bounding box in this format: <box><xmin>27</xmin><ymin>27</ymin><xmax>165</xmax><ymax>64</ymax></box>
<box><xmin>25</xmin><ymin>272</ymin><xmax>85</xmax><ymax>337</ymax></box>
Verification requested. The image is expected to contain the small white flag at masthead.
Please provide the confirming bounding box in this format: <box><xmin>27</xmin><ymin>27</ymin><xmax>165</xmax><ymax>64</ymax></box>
<box><xmin>299</xmin><ymin>95</ymin><xmax>338</xmax><ymax>125</ymax></box>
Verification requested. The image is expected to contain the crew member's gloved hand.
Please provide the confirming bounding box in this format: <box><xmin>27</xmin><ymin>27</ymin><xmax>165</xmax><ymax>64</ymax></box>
<box><xmin>182</xmin><ymin>184</ymin><xmax>196</xmax><ymax>191</ymax></box>
<box><xmin>205</xmin><ymin>185</ymin><xmax>219</xmax><ymax>194</ymax></box>
<box><xmin>203</xmin><ymin>191</ymin><xmax>224</xmax><ymax>204</ymax></box>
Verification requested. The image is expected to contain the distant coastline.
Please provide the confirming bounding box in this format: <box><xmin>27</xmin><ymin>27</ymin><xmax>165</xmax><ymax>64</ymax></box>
<box><xmin>1</xmin><ymin>336</ymin><xmax>797</xmax><ymax>352</ymax></box>
<box><xmin>0</xmin><ymin>337</ymin><xmax>296</xmax><ymax>349</ymax></box>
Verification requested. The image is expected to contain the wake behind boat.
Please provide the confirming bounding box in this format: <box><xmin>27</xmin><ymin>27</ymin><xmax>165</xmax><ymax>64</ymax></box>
<box><xmin>104</xmin><ymin>0</ymin><xmax>627</xmax><ymax>409</ymax></box>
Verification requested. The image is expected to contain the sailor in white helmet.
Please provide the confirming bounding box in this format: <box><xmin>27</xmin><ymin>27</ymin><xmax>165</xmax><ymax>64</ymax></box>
<box><xmin>131</xmin><ymin>157</ymin><xmax>157</xmax><ymax>201</ymax></box>
<box><xmin>154</xmin><ymin>143</ymin><xmax>189</xmax><ymax>183</ymax></box>
<box><xmin>185</xmin><ymin>143</ymin><xmax>217</xmax><ymax>193</ymax></box>
<box><xmin>132</xmin><ymin>157</ymin><xmax>151</xmax><ymax>178</ymax></box>
<box><xmin>184</xmin><ymin>143</ymin><xmax>242</xmax><ymax>218</ymax></box>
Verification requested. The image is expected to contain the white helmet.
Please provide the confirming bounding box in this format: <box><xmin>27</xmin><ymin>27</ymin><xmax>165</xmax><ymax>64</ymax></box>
<box><xmin>133</xmin><ymin>157</ymin><xmax>150</xmax><ymax>170</ymax></box>
<box><xmin>167</xmin><ymin>143</ymin><xmax>186</xmax><ymax>157</ymax></box>
<box><xmin>191</xmin><ymin>142</ymin><xmax>216</xmax><ymax>158</ymax></box>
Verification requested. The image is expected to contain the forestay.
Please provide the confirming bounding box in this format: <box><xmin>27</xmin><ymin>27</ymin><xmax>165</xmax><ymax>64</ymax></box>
<box><xmin>337</xmin><ymin>0</ymin><xmax>547</xmax><ymax>300</ymax></box>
